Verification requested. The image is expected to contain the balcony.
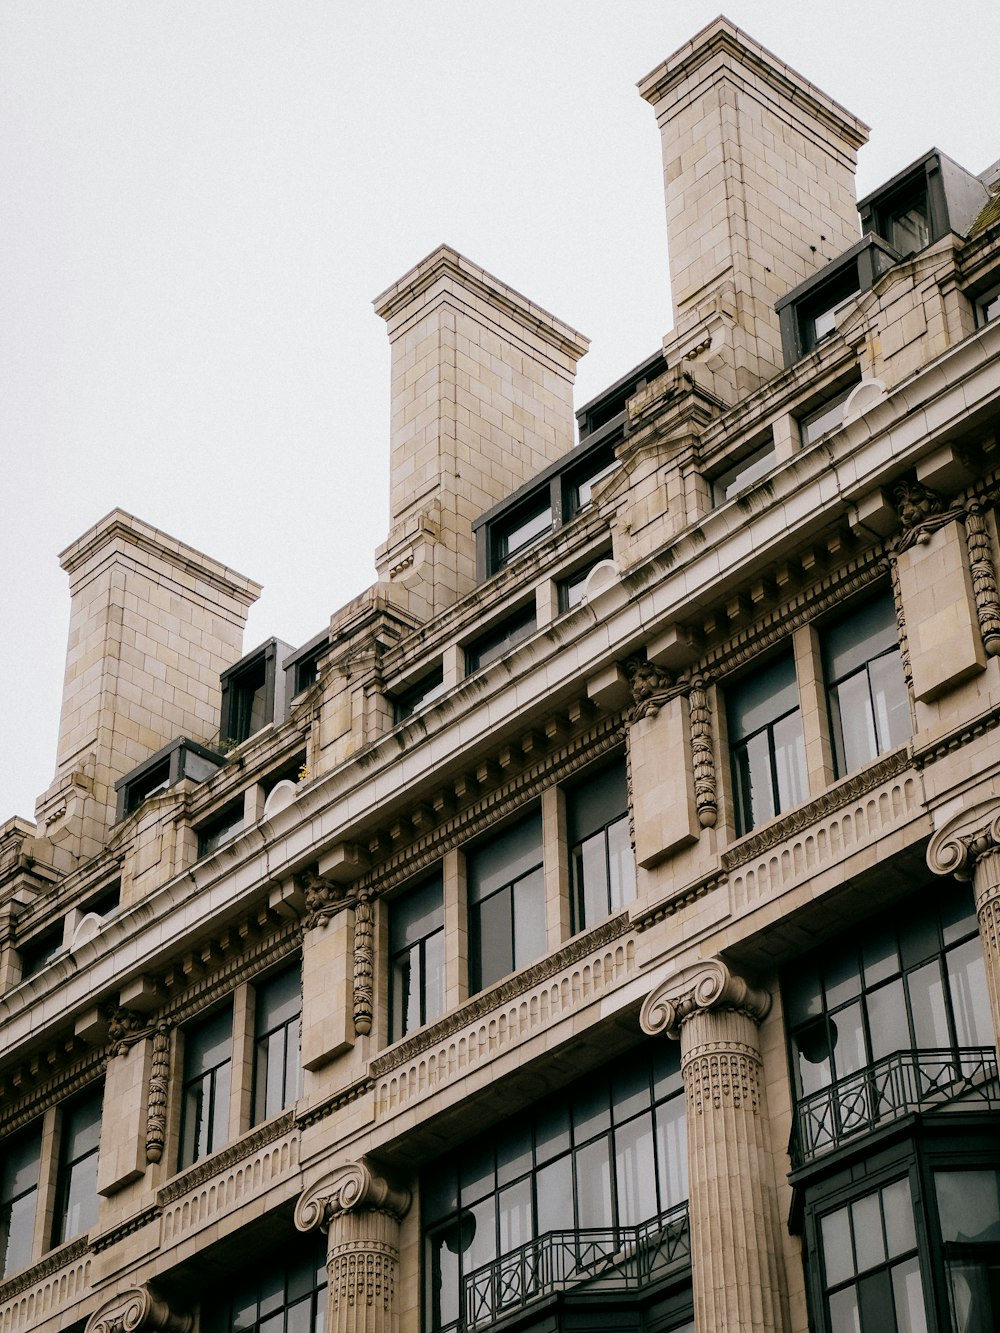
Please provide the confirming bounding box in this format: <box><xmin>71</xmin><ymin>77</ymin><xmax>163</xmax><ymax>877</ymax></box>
<box><xmin>792</xmin><ymin>1046</ymin><xmax>1000</xmax><ymax>1167</ymax></box>
<box><xmin>462</xmin><ymin>1202</ymin><xmax>690</xmax><ymax>1329</ymax></box>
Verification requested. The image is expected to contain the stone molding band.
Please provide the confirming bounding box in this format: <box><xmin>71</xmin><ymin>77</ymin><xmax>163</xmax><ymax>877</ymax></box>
<box><xmin>85</xmin><ymin>1285</ymin><xmax>191</xmax><ymax>1333</ymax></box>
<box><xmin>640</xmin><ymin>957</ymin><xmax>771</xmax><ymax>1039</ymax></box>
<box><xmin>295</xmin><ymin>1159</ymin><xmax>411</xmax><ymax>1233</ymax></box>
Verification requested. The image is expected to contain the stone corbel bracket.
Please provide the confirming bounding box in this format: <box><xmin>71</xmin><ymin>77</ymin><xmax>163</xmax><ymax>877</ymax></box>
<box><xmin>295</xmin><ymin>1160</ymin><xmax>411</xmax><ymax>1233</ymax></box>
<box><xmin>640</xmin><ymin>957</ymin><xmax>771</xmax><ymax>1039</ymax></box>
<box><xmin>926</xmin><ymin>798</ymin><xmax>1000</xmax><ymax>881</ymax></box>
<box><xmin>85</xmin><ymin>1284</ymin><xmax>191</xmax><ymax>1333</ymax></box>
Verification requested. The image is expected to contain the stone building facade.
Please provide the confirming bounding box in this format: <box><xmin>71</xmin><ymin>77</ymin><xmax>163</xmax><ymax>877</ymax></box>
<box><xmin>2</xmin><ymin>16</ymin><xmax>1000</xmax><ymax>1333</ymax></box>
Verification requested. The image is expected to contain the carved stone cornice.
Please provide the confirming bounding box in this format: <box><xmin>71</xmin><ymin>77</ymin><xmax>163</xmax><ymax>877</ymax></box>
<box><xmin>156</xmin><ymin>1111</ymin><xmax>295</xmax><ymax>1206</ymax></box>
<box><xmin>927</xmin><ymin>799</ymin><xmax>1000</xmax><ymax>881</ymax></box>
<box><xmin>90</xmin><ymin>1204</ymin><xmax>161</xmax><ymax>1254</ymax></box>
<box><xmin>294</xmin><ymin>1074</ymin><xmax>373</xmax><ymax>1130</ymax></box>
<box><xmin>370</xmin><ymin>912</ymin><xmax>632</xmax><ymax>1076</ymax></box>
<box><xmin>721</xmin><ymin>747</ymin><xmax>911</xmax><ymax>870</ymax></box>
<box><xmin>0</xmin><ymin>1235</ymin><xmax>89</xmax><ymax>1304</ymax></box>
<box><xmin>640</xmin><ymin>958</ymin><xmax>771</xmax><ymax>1039</ymax></box>
<box><xmin>632</xmin><ymin>872</ymin><xmax>724</xmax><ymax>930</ymax></box>
<box><xmin>295</xmin><ymin>1160</ymin><xmax>411</xmax><ymax>1233</ymax></box>
<box><xmin>85</xmin><ymin>1284</ymin><xmax>191</xmax><ymax>1333</ymax></box>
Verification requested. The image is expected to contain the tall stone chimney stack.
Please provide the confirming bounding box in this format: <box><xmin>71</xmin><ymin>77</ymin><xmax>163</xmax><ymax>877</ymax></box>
<box><xmin>373</xmin><ymin>246</ymin><xmax>589</xmax><ymax>620</ymax></box>
<box><xmin>36</xmin><ymin>510</ymin><xmax>260</xmax><ymax>861</ymax></box>
<box><xmin>639</xmin><ymin>17</ymin><xmax>869</xmax><ymax>398</ymax></box>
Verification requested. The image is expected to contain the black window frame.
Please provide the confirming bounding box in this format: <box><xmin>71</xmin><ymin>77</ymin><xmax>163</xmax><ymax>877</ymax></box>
<box><xmin>566</xmin><ymin>757</ymin><xmax>635</xmax><ymax>934</ymax></box>
<box><xmin>391</xmin><ymin>665</ymin><xmax>445</xmax><ymax>725</ymax></box>
<box><xmin>52</xmin><ymin>1083</ymin><xmax>102</xmax><ymax>1248</ymax></box>
<box><xmin>776</xmin><ymin>235</ymin><xmax>899</xmax><ymax>366</ymax></box>
<box><xmin>821</xmin><ymin>590</ymin><xmax>911</xmax><ymax>778</ymax></box>
<box><xmin>389</xmin><ymin>873</ymin><xmax>445</xmax><ymax>1043</ymax></box>
<box><xmin>0</xmin><ymin>1121</ymin><xmax>42</xmax><ymax>1278</ymax></box>
<box><xmin>17</xmin><ymin>922</ymin><xmax>64</xmax><ymax>982</ymax></box>
<box><xmin>467</xmin><ymin>813</ymin><xmax>545</xmax><ymax>994</ymax></box>
<box><xmin>464</xmin><ymin>605</ymin><xmax>537</xmax><ymax>676</ymax></box>
<box><xmin>179</xmin><ymin>1003</ymin><xmax>233</xmax><ymax>1170</ymax></box>
<box><xmin>115</xmin><ymin>736</ymin><xmax>225</xmax><ymax>822</ymax></box>
<box><xmin>251</xmin><ymin>962</ymin><xmax>302</xmax><ymax>1126</ymax></box>
<box><xmin>726</xmin><ymin>652</ymin><xmax>807</xmax><ymax>836</ymax></box>
<box><xmin>220</xmin><ymin>639</ymin><xmax>289</xmax><ymax>748</ymax></box>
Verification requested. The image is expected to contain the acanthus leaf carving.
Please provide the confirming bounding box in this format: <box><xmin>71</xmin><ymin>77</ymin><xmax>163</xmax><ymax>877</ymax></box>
<box><xmin>965</xmin><ymin>499</ymin><xmax>1000</xmax><ymax>656</ymax></box>
<box><xmin>353</xmin><ymin>889</ymin><xmax>374</xmax><ymax>1036</ymax></box>
<box><xmin>687</xmin><ymin>673</ymin><xmax>717</xmax><ymax>828</ymax></box>
<box><xmin>145</xmin><ymin>1022</ymin><xmax>171</xmax><ymax>1165</ymax></box>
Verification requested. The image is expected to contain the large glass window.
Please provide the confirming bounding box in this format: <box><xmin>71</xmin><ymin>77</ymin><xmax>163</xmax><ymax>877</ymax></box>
<box><xmin>423</xmin><ymin>1043</ymin><xmax>687</xmax><ymax>1332</ymax></box>
<box><xmin>179</xmin><ymin>1005</ymin><xmax>232</xmax><ymax>1169</ymax></box>
<box><xmin>785</xmin><ymin>887</ymin><xmax>992</xmax><ymax>1159</ymax></box>
<box><xmin>935</xmin><ymin>1168</ymin><xmax>1000</xmax><ymax>1332</ymax></box>
<box><xmin>252</xmin><ymin>965</ymin><xmax>302</xmax><ymax>1126</ymax></box>
<box><xmin>824</xmin><ymin>593</ymin><xmax>910</xmax><ymax>776</ymax></box>
<box><xmin>201</xmin><ymin>1238</ymin><xmax>328</xmax><ymax>1333</ymax></box>
<box><xmin>467</xmin><ymin>815</ymin><xmax>545</xmax><ymax>994</ymax></box>
<box><xmin>52</xmin><ymin>1085</ymin><xmax>102</xmax><ymax>1246</ymax></box>
<box><xmin>566</xmin><ymin>759</ymin><xmax>635</xmax><ymax>933</ymax></box>
<box><xmin>818</xmin><ymin>1177</ymin><xmax>927</xmax><ymax>1333</ymax></box>
<box><xmin>390</xmin><ymin>875</ymin><xmax>445</xmax><ymax>1042</ymax></box>
<box><xmin>0</xmin><ymin>1124</ymin><xmax>41</xmax><ymax>1276</ymax></box>
<box><xmin>492</xmin><ymin>500</ymin><xmax>552</xmax><ymax>570</ymax></box>
<box><xmin>727</xmin><ymin>654</ymin><xmax>807</xmax><ymax>835</ymax></box>
<box><xmin>465</xmin><ymin>607</ymin><xmax>537</xmax><ymax>675</ymax></box>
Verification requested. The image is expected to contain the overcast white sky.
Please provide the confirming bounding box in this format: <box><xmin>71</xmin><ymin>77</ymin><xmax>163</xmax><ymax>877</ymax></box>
<box><xmin>2</xmin><ymin>0</ymin><xmax>999</xmax><ymax>822</ymax></box>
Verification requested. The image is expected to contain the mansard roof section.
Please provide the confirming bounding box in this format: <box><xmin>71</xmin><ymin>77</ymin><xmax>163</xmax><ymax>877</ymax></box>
<box><xmin>372</xmin><ymin>243</ymin><xmax>590</xmax><ymax>368</ymax></box>
<box><xmin>636</xmin><ymin>14</ymin><xmax>869</xmax><ymax>156</ymax></box>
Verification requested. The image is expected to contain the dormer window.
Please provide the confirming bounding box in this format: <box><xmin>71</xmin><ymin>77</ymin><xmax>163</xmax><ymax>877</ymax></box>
<box><xmin>115</xmin><ymin>737</ymin><xmax>226</xmax><ymax>822</ymax></box>
<box><xmin>776</xmin><ymin>236</ymin><xmax>898</xmax><ymax>367</ymax></box>
<box><xmin>712</xmin><ymin>440</ymin><xmax>776</xmax><ymax>505</ymax></box>
<box><xmin>492</xmin><ymin>498</ymin><xmax>553</xmax><ymax>570</ymax></box>
<box><xmin>220</xmin><ymin>639</ymin><xmax>292</xmax><ymax>747</ymax></box>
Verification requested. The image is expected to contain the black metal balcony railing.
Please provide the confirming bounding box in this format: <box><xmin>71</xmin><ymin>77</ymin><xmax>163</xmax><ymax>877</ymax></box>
<box><xmin>792</xmin><ymin>1046</ymin><xmax>1000</xmax><ymax>1166</ymax></box>
<box><xmin>463</xmin><ymin>1202</ymin><xmax>690</xmax><ymax>1329</ymax></box>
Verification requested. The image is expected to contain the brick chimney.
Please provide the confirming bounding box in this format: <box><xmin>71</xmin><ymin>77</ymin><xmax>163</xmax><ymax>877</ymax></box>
<box><xmin>36</xmin><ymin>510</ymin><xmax>260</xmax><ymax>861</ymax></box>
<box><xmin>373</xmin><ymin>245</ymin><xmax>589</xmax><ymax>620</ymax></box>
<box><xmin>639</xmin><ymin>17</ymin><xmax>869</xmax><ymax>398</ymax></box>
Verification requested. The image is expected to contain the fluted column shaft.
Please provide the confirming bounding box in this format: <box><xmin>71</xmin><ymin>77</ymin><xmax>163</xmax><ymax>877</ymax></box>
<box><xmin>970</xmin><ymin>847</ymin><xmax>1000</xmax><ymax>1046</ymax></box>
<box><xmin>326</xmin><ymin>1207</ymin><xmax>402</xmax><ymax>1333</ymax></box>
<box><xmin>641</xmin><ymin>959</ymin><xmax>789</xmax><ymax>1333</ymax></box>
<box><xmin>680</xmin><ymin>1005</ymin><xmax>788</xmax><ymax>1333</ymax></box>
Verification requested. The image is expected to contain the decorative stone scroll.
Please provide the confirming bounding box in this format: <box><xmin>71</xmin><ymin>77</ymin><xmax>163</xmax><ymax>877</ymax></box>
<box><xmin>640</xmin><ymin>957</ymin><xmax>771</xmax><ymax>1039</ymax></box>
<box><xmin>353</xmin><ymin>890</ymin><xmax>374</xmax><ymax>1036</ymax></box>
<box><xmin>145</xmin><ymin>1023</ymin><xmax>171</xmax><ymax>1165</ymax></box>
<box><xmin>640</xmin><ymin>960</ymin><xmax>787</xmax><ymax>1333</ymax></box>
<box><xmin>964</xmin><ymin>499</ymin><xmax>1000</xmax><ymax>656</ymax></box>
<box><xmin>686</xmin><ymin>674</ymin><xmax>717</xmax><ymax>828</ymax></box>
<box><xmin>85</xmin><ymin>1284</ymin><xmax>191</xmax><ymax>1333</ymax></box>
<box><xmin>296</xmin><ymin>1161</ymin><xmax>411</xmax><ymax>1333</ymax></box>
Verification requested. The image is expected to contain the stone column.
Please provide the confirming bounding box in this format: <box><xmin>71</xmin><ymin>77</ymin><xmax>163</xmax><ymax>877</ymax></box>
<box><xmin>295</xmin><ymin>1160</ymin><xmax>411</xmax><ymax>1333</ymax></box>
<box><xmin>85</xmin><ymin>1285</ymin><xmax>190</xmax><ymax>1333</ymax></box>
<box><xmin>927</xmin><ymin>800</ymin><xmax>1000</xmax><ymax>1047</ymax></box>
<box><xmin>640</xmin><ymin>959</ymin><xmax>789</xmax><ymax>1333</ymax></box>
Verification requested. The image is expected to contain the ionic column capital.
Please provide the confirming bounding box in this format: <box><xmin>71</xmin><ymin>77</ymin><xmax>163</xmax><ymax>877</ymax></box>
<box><xmin>85</xmin><ymin>1285</ymin><xmax>191</xmax><ymax>1333</ymax></box>
<box><xmin>295</xmin><ymin>1159</ymin><xmax>411</xmax><ymax>1233</ymax></box>
<box><xmin>640</xmin><ymin>957</ymin><xmax>771</xmax><ymax>1039</ymax></box>
<box><xmin>927</xmin><ymin>799</ymin><xmax>1000</xmax><ymax>881</ymax></box>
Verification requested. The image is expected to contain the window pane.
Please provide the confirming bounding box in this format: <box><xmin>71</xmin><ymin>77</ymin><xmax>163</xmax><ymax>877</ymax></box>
<box><xmin>735</xmin><ymin>730</ymin><xmax>775</xmax><ymax>830</ymax></box>
<box><xmin>831</xmin><ymin>669</ymin><xmax>878</xmax><ymax>773</ymax></box>
<box><xmin>535</xmin><ymin>1155</ymin><xmax>573</xmax><ymax>1236</ymax></box>
<box><xmin>825</xmin><ymin>947</ymin><xmax>863</xmax><ymax>1009</ymax></box>
<box><xmin>512</xmin><ymin>868</ymin><xmax>545</xmax><ymax>971</ymax></box>
<box><xmin>465</xmin><ymin>1197</ymin><xmax>497</xmax><ymax>1276</ymax></box>
<box><xmin>654</xmin><ymin>1097</ymin><xmax>688</xmax><ymax>1210</ymax></box>
<box><xmin>728</xmin><ymin>656</ymin><xmax>799</xmax><ymax>740</ymax></box>
<box><xmin>867</xmin><ymin>979</ymin><xmax>909</xmax><ymax>1062</ymax></box>
<box><xmin>907</xmin><ymin>960</ymin><xmax>949</xmax><ymax>1048</ymax></box>
<box><xmin>474</xmin><ymin>890</ymin><xmax>513</xmax><ymax>991</ymax></box>
<box><xmin>498</xmin><ymin>1178</ymin><xmax>532</xmax><ymax>1253</ymax></box>
<box><xmin>424</xmin><ymin>929</ymin><xmax>445</xmax><ymax>1027</ymax></box>
<box><xmin>607</xmin><ymin>816</ymin><xmax>635</xmax><ymax>913</ymax></box>
<box><xmin>935</xmin><ymin>1170</ymin><xmax>1000</xmax><ymax>1244</ymax></box>
<box><xmin>255</xmin><ymin>966</ymin><xmax>301</xmax><ymax>1034</ymax></box>
<box><xmin>391</xmin><ymin>948</ymin><xmax>417</xmax><ymax>1039</ymax></box>
<box><xmin>882</xmin><ymin>1179</ymin><xmax>917</xmax><ymax>1257</ymax></box>
<box><xmin>772</xmin><ymin>710</ymin><xmax>807</xmax><ymax>811</ymax></box>
<box><xmin>60</xmin><ymin>1140</ymin><xmax>100</xmax><ymax>1241</ymax></box>
<box><xmin>891</xmin><ymin>1257</ymin><xmax>928</xmax><ymax>1333</ymax></box>
<box><xmin>575</xmin><ymin>831</ymin><xmax>609</xmax><ymax>930</ymax></box>
<box><xmin>946</xmin><ymin>937</ymin><xmax>992</xmax><ymax>1047</ymax></box>
<box><xmin>1</xmin><ymin>1191</ymin><xmax>37</xmax><ymax>1276</ymax></box>
<box><xmin>863</xmin><ymin>927</ymin><xmax>899</xmax><ymax>987</ymax></box>
<box><xmin>868</xmin><ymin>650</ymin><xmax>910</xmax><ymax>751</ymax></box>
<box><xmin>830</xmin><ymin>1001</ymin><xmax>866</xmax><ymax>1078</ymax></box>
<box><xmin>575</xmin><ymin>1138</ymin><xmax>612</xmax><ymax>1229</ymax></box>
<box><xmin>615</xmin><ymin>1114</ymin><xmax>657</xmax><ymax>1226</ymax></box>
<box><xmin>851</xmin><ymin>1192</ymin><xmax>886</xmax><ymax>1272</ymax></box>
<box><xmin>822</xmin><ymin>1205</ymin><xmax>854</xmax><ymax>1287</ymax></box>
<box><xmin>795</xmin><ymin>1020</ymin><xmax>833</xmax><ymax>1095</ymax></box>
<box><xmin>828</xmin><ymin>1285</ymin><xmax>861</xmax><ymax>1333</ymax></box>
